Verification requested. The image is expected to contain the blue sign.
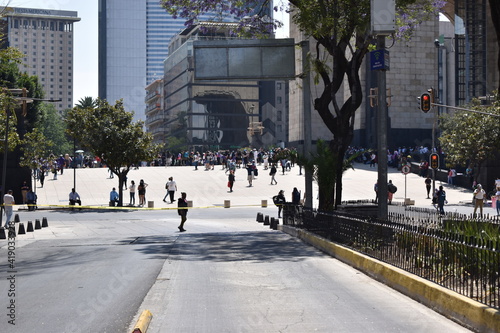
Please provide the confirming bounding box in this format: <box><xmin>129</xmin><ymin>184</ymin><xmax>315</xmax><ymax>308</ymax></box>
<box><xmin>370</xmin><ymin>49</ymin><xmax>390</xmax><ymax>70</ymax></box>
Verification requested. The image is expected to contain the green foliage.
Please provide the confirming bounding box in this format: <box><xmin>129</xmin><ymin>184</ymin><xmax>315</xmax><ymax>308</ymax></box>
<box><xmin>38</xmin><ymin>103</ymin><xmax>73</xmax><ymax>155</ymax></box>
<box><xmin>19</xmin><ymin>128</ymin><xmax>53</xmax><ymax>170</ymax></box>
<box><xmin>17</xmin><ymin>73</ymin><xmax>45</xmax><ymax>131</ymax></box>
<box><xmin>439</xmin><ymin>94</ymin><xmax>500</xmax><ymax>175</ymax></box>
<box><xmin>75</xmin><ymin>96</ymin><xmax>97</xmax><ymax>109</ymax></box>
<box><xmin>0</xmin><ymin>94</ymin><xmax>21</xmax><ymax>153</ymax></box>
<box><xmin>67</xmin><ymin>98</ymin><xmax>160</xmax><ymax>168</ymax></box>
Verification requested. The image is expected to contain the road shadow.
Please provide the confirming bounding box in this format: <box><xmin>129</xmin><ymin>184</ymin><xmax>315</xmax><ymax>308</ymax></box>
<box><xmin>132</xmin><ymin>231</ymin><xmax>324</xmax><ymax>262</ymax></box>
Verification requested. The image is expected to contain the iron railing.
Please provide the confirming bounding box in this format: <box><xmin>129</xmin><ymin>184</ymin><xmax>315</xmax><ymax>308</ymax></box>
<box><xmin>283</xmin><ymin>204</ymin><xmax>500</xmax><ymax>309</ymax></box>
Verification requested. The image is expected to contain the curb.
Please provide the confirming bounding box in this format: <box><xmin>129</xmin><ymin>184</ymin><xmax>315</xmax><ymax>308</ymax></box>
<box><xmin>280</xmin><ymin>225</ymin><xmax>500</xmax><ymax>333</ymax></box>
<box><xmin>131</xmin><ymin>309</ymin><xmax>153</xmax><ymax>333</ymax></box>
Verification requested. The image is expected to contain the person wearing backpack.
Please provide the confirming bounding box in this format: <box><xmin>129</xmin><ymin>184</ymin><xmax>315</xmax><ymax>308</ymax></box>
<box><xmin>437</xmin><ymin>185</ymin><xmax>447</xmax><ymax>215</ymax></box>
<box><xmin>387</xmin><ymin>180</ymin><xmax>397</xmax><ymax>204</ymax></box>
<box><xmin>273</xmin><ymin>190</ymin><xmax>286</xmax><ymax>218</ymax></box>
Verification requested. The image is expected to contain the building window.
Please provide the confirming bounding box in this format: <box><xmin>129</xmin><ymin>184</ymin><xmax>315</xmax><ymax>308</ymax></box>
<box><xmin>277</xmin><ymin>96</ymin><xmax>282</xmax><ymax>104</ymax></box>
<box><xmin>277</xmin><ymin>110</ymin><xmax>282</xmax><ymax>121</ymax></box>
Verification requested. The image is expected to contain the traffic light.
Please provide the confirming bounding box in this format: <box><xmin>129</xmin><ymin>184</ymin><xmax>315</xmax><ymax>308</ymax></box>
<box><xmin>420</xmin><ymin>93</ymin><xmax>431</xmax><ymax>113</ymax></box>
<box><xmin>430</xmin><ymin>153</ymin><xmax>439</xmax><ymax>169</ymax></box>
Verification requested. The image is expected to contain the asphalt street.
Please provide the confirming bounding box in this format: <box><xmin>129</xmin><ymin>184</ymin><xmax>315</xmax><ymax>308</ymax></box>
<box><xmin>0</xmin><ymin>163</ymin><xmax>483</xmax><ymax>332</ymax></box>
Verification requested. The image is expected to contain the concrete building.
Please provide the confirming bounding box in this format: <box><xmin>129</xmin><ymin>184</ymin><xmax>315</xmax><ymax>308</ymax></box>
<box><xmin>163</xmin><ymin>22</ymin><xmax>285</xmax><ymax>150</ymax></box>
<box><xmin>145</xmin><ymin>79</ymin><xmax>164</xmax><ymax>144</ymax></box>
<box><xmin>0</xmin><ymin>6</ymin><xmax>80</xmax><ymax>112</ymax></box>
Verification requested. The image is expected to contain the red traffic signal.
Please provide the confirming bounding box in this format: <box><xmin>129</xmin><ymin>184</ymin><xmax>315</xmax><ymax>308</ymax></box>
<box><xmin>420</xmin><ymin>93</ymin><xmax>431</xmax><ymax>113</ymax></box>
<box><xmin>430</xmin><ymin>153</ymin><xmax>439</xmax><ymax>169</ymax></box>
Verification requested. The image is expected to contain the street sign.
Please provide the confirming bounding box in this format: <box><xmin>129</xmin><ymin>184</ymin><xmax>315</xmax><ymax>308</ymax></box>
<box><xmin>401</xmin><ymin>165</ymin><xmax>411</xmax><ymax>175</ymax></box>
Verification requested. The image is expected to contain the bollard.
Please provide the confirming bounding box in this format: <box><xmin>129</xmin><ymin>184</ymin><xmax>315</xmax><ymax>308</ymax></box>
<box><xmin>0</xmin><ymin>227</ymin><xmax>5</xmax><ymax>239</ymax></box>
<box><xmin>271</xmin><ymin>218</ymin><xmax>279</xmax><ymax>230</ymax></box>
<box><xmin>261</xmin><ymin>200</ymin><xmax>267</xmax><ymax>208</ymax></box>
<box><xmin>8</xmin><ymin>226</ymin><xmax>16</xmax><ymax>238</ymax></box>
<box><xmin>27</xmin><ymin>221</ymin><xmax>34</xmax><ymax>232</ymax></box>
<box><xmin>224</xmin><ymin>200</ymin><xmax>230</xmax><ymax>208</ymax></box>
<box><xmin>35</xmin><ymin>219</ymin><xmax>42</xmax><ymax>230</ymax></box>
<box><xmin>147</xmin><ymin>201</ymin><xmax>154</xmax><ymax>208</ymax></box>
<box><xmin>14</xmin><ymin>214</ymin><xmax>20</xmax><ymax>223</ymax></box>
<box><xmin>18</xmin><ymin>223</ymin><xmax>26</xmax><ymax>235</ymax></box>
<box><xmin>264</xmin><ymin>215</ymin><xmax>270</xmax><ymax>226</ymax></box>
<box><xmin>187</xmin><ymin>200</ymin><xmax>193</xmax><ymax>207</ymax></box>
<box><xmin>256</xmin><ymin>212</ymin><xmax>264</xmax><ymax>222</ymax></box>
<box><xmin>42</xmin><ymin>217</ymin><xmax>48</xmax><ymax>228</ymax></box>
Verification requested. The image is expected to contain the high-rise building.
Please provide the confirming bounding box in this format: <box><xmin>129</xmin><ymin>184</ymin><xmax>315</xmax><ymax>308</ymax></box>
<box><xmin>0</xmin><ymin>6</ymin><xmax>80</xmax><ymax>112</ymax></box>
<box><xmin>99</xmin><ymin>0</ymin><xmax>191</xmax><ymax>121</ymax></box>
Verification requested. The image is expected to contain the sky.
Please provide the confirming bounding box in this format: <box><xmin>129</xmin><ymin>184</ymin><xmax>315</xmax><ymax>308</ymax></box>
<box><xmin>6</xmin><ymin>0</ymin><xmax>289</xmax><ymax>108</ymax></box>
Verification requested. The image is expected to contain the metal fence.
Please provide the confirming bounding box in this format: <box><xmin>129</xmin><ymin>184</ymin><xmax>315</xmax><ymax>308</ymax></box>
<box><xmin>282</xmin><ymin>204</ymin><xmax>500</xmax><ymax>309</ymax></box>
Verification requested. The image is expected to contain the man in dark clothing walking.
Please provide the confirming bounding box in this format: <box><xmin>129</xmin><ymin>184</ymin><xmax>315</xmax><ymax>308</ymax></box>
<box><xmin>177</xmin><ymin>192</ymin><xmax>188</xmax><ymax>232</ymax></box>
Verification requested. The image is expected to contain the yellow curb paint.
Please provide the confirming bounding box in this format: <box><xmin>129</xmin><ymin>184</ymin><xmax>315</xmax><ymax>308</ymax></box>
<box><xmin>280</xmin><ymin>225</ymin><xmax>500</xmax><ymax>333</ymax></box>
<box><xmin>132</xmin><ymin>309</ymin><xmax>153</xmax><ymax>333</ymax></box>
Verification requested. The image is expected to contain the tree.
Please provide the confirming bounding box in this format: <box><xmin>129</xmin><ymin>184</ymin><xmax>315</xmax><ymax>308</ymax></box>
<box><xmin>75</xmin><ymin>96</ymin><xmax>97</xmax><ymax>109</ymax></box>
<box><xmin>38</xmin><ymin>103</ymin><xmax>73</xmax><ymax>155</ymax></box>
<box><xmin>66</xmin><ymin>99</ymin><xmax>160</xmax><ymax>206</ymax></box>
<box><xmin>161</xmin><ymin>0</ymin><xmax>443</xmax><ymax>208</ymax></box>
<box><xmin>19</xmin><ymin>128</ymin><xmax>53</xmax><ymax>189</ymax></box>
<box><xmin>438</xmin><ymin>95</ymin><xmax>500</xmax><ymax>180</ymax></box>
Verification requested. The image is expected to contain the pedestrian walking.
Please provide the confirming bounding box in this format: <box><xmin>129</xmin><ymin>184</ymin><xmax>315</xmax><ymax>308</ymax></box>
<box><xmin>246</xmin><ymin>163</ymin><xmax>253</xmax><ymax>187</ymax></box>
<box><xmin>273</xmin><ymin>190</ymin><xmax>286</xmax><ymax>218</ymax></box>
<box><xmin>26</xmin><ymin>188</ymin><xmax>37</xmax><ymax>211</ymax></box>
<box><xmin>163</xmin><ymin>177</ymin><xmax>177</xmax><ymax>203</ymax></box>
<box><xmin>292</xmin><ymin>187</ymin><xmax>301</xmax><ymax>205</ymax></box>
<box><xmin>269</xmin><ymin>164</ymin><xmax>277</xmax><ymax>185</ymax></box>
<box><xmin>138</xmin><ymin>179</ymin><xmax>148</xmax><ymax>207</ymax></box>
<box><xmin>387</xmin><ymin>180</ymin><xmax>397</xmax><ymax>204</ymax></box>
<box><xmin>39</xmin><ymin>168</ymin><xmax>45</xmax><ymax>188</ymax></box>
<box><xmin>437</xmin><ymin>185</ymin><xmax>447</xmax><ymax>215</ymax></box>
<box><xmin>129</xmin><ymin>180</ymin><xmax>136</xmax><ymax>206</ymax></box>
<box><xmin>473</xmin><ymin>184</ymin><xmax>486</xmax><ymax>218</ymax></box>
<box><xmin>177</xmin><ymin>192</ymin><xmax>188</xmax><ymax>232</ymax></box>
<box><xmin>425</xmin><ymin>176</ymin><xmax>432</xmax><ymax>199</ymax></box>
<box><xmin>21</xmin><ymin>181</ymin><xmax>29</xmax><ymax>204</ymax></box>
<box><xmin>228</xmin><ymin>170</ymin><xmax>235</xmax><ymax>192</ymax></box>
<box><xmin>2</xmin><ymin>190</ymin><xmax>15</xmax><ymax>229</ymax></box>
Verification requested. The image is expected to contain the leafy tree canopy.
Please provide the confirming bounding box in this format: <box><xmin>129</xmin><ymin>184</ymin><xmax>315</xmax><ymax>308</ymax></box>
<box><xmin>66</xmin><ymin>99</ymin><xmax>161</xmax><ymax>204</ymax></box>
<box><xmin>439</xmin><ymin>93</ymin><xmax>500</xmax><ymax>178</ymax></box>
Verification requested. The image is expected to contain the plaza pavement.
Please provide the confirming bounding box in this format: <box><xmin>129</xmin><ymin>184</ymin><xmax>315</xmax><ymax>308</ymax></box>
<box><xmin>21</xmin><ymin>161</ymin><xmax>482</xmax><ymax>213</ymax></box>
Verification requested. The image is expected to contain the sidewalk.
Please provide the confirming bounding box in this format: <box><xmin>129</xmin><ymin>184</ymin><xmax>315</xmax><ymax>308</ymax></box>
<box><xmin>21</xmin><ymin>162</ymin><xmax>478</xmax><ymax>212</ymax></box>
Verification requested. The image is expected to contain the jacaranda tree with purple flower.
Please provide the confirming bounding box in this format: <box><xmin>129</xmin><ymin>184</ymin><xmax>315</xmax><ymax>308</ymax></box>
<box><xmin>161</xmin><ymin>0</ymin><xmax>444</xmax><ymax>209</ymax></box>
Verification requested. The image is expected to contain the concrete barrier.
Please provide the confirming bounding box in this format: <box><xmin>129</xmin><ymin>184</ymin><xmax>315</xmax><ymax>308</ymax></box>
<box><xmin>147</xmin><ymin>201</ymin><xmax>154</xmax><ymax>208</ymax></box>
<box><xmin>264</xmin><ymin>215</ymin><xmax>270</xmax><ymax>226</ymax></box>
<box><xmin>256</xmin><ymin>212</ymin><xmax>264</xmax><ymax>222</ymax></box>
<box><xmin>42</xmin><ymin>217</ymin><xmax>48</xmax><ymax>228</ymax></box>
<box><xmin>261</xmin><ymin>200</ymin><xmax>267</xmax><ymax>208</ymax></box>
<box><xmin>224</xmin><ymin>200</ymin><xmax>230</xmax><ymax>208</ymax></box>
<box><xmin>131</xmin><ymin>309</ymin><xmax>153</xmax><ymax>333</ymax></box>
<box><xmin>27</xmin><ymin>221</ymin><xmax>34</xmax><ymax>232</ymax></box>
<box><xmin>18</xmin><ymin>223</ymin><xmax>26</xmax><ymax>234</ymax></box>
<box><xmin>35</xmin><ymin>219</ymin><xmax>41</xmax><ymax>230</ymax></box>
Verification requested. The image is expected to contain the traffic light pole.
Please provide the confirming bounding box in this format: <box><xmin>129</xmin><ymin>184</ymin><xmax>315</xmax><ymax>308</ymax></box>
<box><xmin>376</xmin><ymin>35</ymin><xmax>388</xmax><ymax>220</ymax></box>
